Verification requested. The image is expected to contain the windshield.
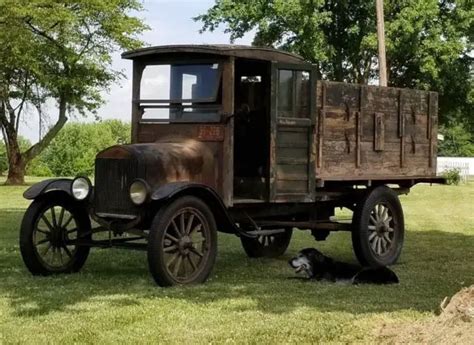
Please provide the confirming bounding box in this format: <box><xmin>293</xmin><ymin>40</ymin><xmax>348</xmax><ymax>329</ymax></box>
<box><xmin>140</xmin><ymin>63</ymin><xmax>221</xmax><ymax>102</ymax></box>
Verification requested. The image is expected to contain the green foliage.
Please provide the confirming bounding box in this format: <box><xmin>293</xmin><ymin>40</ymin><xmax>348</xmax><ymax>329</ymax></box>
<box><xmin>438</xmin><ymin>123</ymin><xmax>474</xmax><ymax>157</ymax></box>
<box><xmin>41</xmin><ymin>120</ymin><xmax>130</xmax><ymax>177</ymax></box>
<box><xmin>0</xmin><ymin>0</ymin><xmax>148</xmax><ymax>184</ymax></box>
<box><xmin>26</xmin><ymin>159</ymin><xmax>52</xmax><ymax>177</ymax></box>
<box><xmin>442</xmin><ymin>168</ymin><xmax>462</xmax><ymax>185</ymax></box>
<box><xmin>196</xmin><ymin>0</ymin><xmax>473</xmax><ymax>130</ymax></box>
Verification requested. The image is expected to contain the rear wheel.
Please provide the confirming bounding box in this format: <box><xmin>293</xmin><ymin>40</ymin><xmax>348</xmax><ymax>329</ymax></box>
<box><xmin>352</xmin><ymin>186</ymin><xmax>404</xmax><ymax>267</ymax></box>
<box><xmin>20</xmin><ymin>195</ymin><xmax>91</xmax><ymax>275</ymax></box>
<box><xmin>147</xmin><ymin>196</ymin><xmax>217</xmax><ymax>286</ymax></box>
<box><xmin>240</xmin><ymin>229</ymin><xmax>293</xmax><ymax>258</ymax></box>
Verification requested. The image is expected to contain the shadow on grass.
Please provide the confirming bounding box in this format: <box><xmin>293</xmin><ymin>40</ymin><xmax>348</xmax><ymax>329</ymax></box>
<box><xmin>1</xmin><ymin>208</ymin><xmax>473</xmax><ymax>318</ymax></box>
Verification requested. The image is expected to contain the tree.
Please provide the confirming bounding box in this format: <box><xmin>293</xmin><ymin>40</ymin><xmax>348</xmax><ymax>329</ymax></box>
<box><xmin>438</xmin><ymin>123</ymin><xmax>474</xmax><ymax>157</ymax></box>
<box><xmin>42</xmin><ymin>120</ymin><xmax>131</xmax><ymax>177</ymax></box>
<box><xmin>0</xmin><ymin>0</ymin><xmax>148</xmax><ymax>184</ymax></box>
<box><xmin>196</xmin><ymin>0</ymin><xmax>473</xmax><ymax>130</ymax></box>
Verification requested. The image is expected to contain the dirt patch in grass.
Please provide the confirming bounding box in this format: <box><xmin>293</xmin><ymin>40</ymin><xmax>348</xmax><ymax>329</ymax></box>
<box><xmin>379</xmin><ymin>285</ymin><xmax>474</xmax><ymax>344</ymax></box>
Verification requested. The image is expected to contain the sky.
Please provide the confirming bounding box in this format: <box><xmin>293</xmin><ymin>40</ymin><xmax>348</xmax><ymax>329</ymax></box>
<box><xmin>20</xmin><ymin>0</ymin><xmax>254</xmax><ymax>143</ymax></box>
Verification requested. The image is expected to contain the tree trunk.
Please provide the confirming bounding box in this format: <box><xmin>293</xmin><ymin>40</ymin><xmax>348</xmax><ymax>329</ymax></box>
<box><xmin>5</xmin><ymin>144</ymin><xmax>26</xmax><ymax>185</ymax></box>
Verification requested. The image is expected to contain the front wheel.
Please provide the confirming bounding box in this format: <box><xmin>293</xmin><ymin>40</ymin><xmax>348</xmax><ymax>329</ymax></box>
<box><xmin>147</xmin><ymin>196</ymin><xmax>218</xmax><ymax>286</ymax></box>
<box><xmin>351</xmin><ymin>186</ymin><xmax>404</xmax><ymax>267</ymax></box>
<box><xmin>19</xmin><ymin>195</ymin><xmax>91</xmax><ymax>275</ymax></box>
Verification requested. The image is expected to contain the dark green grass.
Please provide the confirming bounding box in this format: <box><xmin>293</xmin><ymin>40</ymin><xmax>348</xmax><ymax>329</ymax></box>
<box><xmin>0</xmin><ymin>177</ymin><xmax>472</xmax><ymax>343</ymax></box>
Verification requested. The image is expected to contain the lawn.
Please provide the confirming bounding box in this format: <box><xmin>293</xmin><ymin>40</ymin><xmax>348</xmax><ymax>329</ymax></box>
<box><xmin>0</xmin><ymin>177</ymin><xmax>473</xmax><ymax>344</ymax></box>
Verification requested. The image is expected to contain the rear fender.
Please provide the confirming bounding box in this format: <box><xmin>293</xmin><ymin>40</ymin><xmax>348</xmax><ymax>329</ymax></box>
<box><xmin>151</xmin><ymin>182</ymin><xmax>237</xmax><ymax>234</ymax></box>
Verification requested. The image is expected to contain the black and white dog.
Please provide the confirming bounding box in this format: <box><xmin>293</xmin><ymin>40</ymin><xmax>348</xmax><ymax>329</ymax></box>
<box><xmin>288</xmin><ymin>248</ymin><xmax>399</xmax><ymax>284</ymax></box>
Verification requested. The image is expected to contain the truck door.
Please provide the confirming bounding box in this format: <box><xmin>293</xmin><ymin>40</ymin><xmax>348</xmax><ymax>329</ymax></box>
<box><xmin>270</xmin><ymin>63</ymin><xmax>316</xmax><ymax>202</ymax></box>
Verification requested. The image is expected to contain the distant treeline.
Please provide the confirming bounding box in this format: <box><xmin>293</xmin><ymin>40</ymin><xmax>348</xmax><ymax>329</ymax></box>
<box><xmin>0</xmin><ymin>120</ymin><xmax>130</xmax><ymax>177</ymax></box>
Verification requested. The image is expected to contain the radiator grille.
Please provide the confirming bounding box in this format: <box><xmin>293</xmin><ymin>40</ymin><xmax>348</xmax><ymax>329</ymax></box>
<box><xmin>94</xmin><ymin>158</ymin><xmax>137</xmax><ymax>215</ymax></box>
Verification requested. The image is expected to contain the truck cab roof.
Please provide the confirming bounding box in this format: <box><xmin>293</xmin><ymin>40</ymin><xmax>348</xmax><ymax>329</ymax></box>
<box><xmin>121</xmin><ymin>44</ymin><xmax>305</xmax><ymax>64</ymax></box>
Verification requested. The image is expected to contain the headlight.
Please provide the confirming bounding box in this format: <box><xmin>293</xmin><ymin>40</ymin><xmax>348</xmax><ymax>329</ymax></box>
<box><xmin>71</xmin><ymin>177</ymin><xmax>91</xmax><ymax>201</ymax></box>
<box><xmin>129</xmin><ymin>179</ymin><xmax>148</xmax><ymax>205</ymax></box>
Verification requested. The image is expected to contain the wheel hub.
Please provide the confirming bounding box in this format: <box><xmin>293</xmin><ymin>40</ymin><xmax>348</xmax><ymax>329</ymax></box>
<box><xmin>178</xmin><ymin>235</ymin><xmax>194</xmax><ymax>254</ymax></box>
<box><xmin>49</xmin><ymin>227</ymin><xmax>64</xmax><ymax>247</ymax></box>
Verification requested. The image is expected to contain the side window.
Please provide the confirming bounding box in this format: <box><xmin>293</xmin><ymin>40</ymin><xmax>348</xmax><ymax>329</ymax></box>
<box><xmin>277</xmin><ymin>69</ymin><xmax>310</xmax><ymax>118</ymax></box>
<box><xmin>296</xmin><ymin>71</ymin><xmax>310</xmax><ymax>117</ymax></box>
<box><xmin>278</xmin><ymin>70</ymin><xmax>293</xmax><ymax>113</ymax></box>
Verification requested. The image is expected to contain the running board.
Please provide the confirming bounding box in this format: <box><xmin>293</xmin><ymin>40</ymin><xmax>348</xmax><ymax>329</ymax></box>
<box><xmin>242</xmin><ymin>229</ymin><xmax>287</xmax><ymax>237</ymax></box>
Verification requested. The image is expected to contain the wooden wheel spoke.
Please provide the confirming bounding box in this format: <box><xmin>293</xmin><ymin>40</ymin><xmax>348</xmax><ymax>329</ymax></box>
<box><xmin>62</xmin><ymin>214</ymin><xmax>74</xmax><ymax>230</ymax></box>
<box><xmin>66</xmin><ymin>227</ymin><xmax>78</xmax><ymax>234</ymax></box>
<box><xmin>36</xmin><ymin>227</ymin><xmax>50</xmax><ymax>235</ymax></box>
<box><xmin>185</xmin><ymin>214</ymin><xmax>195</xmax><ymax>235</ymax></box>
<box><xmin>187</xmin><ymin>254</ymin><xmax>197</xmax><ymax>271</ymax></box>
<box><xmin>41</xmin><ymin>215</ymin><xmax>54</xmax><ymax>232</ymax></box>
<box><xmin>165</xmin><ymin>232</ymin><xmax>180</xmax><ymax>243</ymax></box>
<box><xmin>36</xmin><ymin>238</ymin><xmax>50</xmax><ymax>245</ymax></box>
<box><xmin>173</xmin><ymin>255</ymin><xmax>183</xmax><ymax>277</ymax></box>
<box><xmin>368</xmin><ymin>232</ymin><xmax>377</xmax><ymax>241</ymax></box>
<box><xmin>383</xmin><ymin>233</ymin><xmax>392</xmax><ymax>243</ymax></box>
<box><xmin>167</xmin><ymin>252</ymin><xmax>180</xmax><ymax>269</ymax></box>
<box><xmin>381</xmin><ymin>206</ymin><xmax>388</xmax><ymax>220</ymax></box>
<box><xmin>41</xmin><ymin>242</ymin><xmax>52</xmax><ymax>256</ymax></box>
<box><xmin>380</xmin><ymin>237</ymin><xmax>387</xmax><ymax>251</ymax></box>
<box><xmin>50</xmin><ymin>207</ymin><xmax>58</xmax><ymax>227</ymax></box>
<box><xmin>189</xmin><ymin>246</ymin><xmax>203</xmax><ymax>258</ymax></box>
<box><xmin>58</xmin><ymin>247</ymin><xmax>64</xmax><ymax>265</ymax></box>
<box><xmin>171</xmin><ymin>220</ymin><xmax>181</xmax><ymax>237</ymax></box>
<box><xmin>371</xmin><ymin>237</ymin><xmax>378</xmax><ymax>252</ymax></box>
<box><xmin>368</xmin><ymin>225</ymin><xmax>376</xmax><ymax>231</ymax></box>
<box><xmin>62</xmin><ymin>245</ymin><xmax>73</xmax><ymax>258</ymax></box>
<box><xmin>164</xmin><ymin>244</ymin><xmax>178</xmax><ymax>253</ymax></box>
<box><xmin>369</xmin><ymin>215</ymin><xmax>377</xmax><ymax>225</ymax></box>
<box><xmin>180</xmin><ymin>213</ymin><xmax>186</xmax><ymax>235</ymax></box>
<box><xmin>57</xmin><ymin>207</ymin><xmax>65</xmax><ymax>228</ymax></box>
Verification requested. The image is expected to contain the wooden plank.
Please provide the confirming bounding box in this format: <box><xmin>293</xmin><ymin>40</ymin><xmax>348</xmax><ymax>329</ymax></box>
<box><xmin>222</xmin><ymin>58</ymin><xmax>235</xmax><ymax>206</ymax></box>
<box><xmin>275</xmin><ymin>180</ymin><xmax>308</xmax><ymax>193</ymax></box>
<box><xmin>277</xmin><ymin>130</ymin><xmax>309</xmax><ymax>148</ymax></box>
<box><xmin>277</xmin><ymin>164</ymin><xmax>308</xmax><ymax>181</ymax></box>
<box><xmin>356</xmin><ymin>111</ymin><xmax>361</xmax><ymax>168</ymax></box>
<box><xmin>374</xmin><ymin>112</ymin><xmax>385</xmax><ymax>151</ymax></box>
<box><xmin>277</xmin><ymin>157</ymin><xmax>308</xmax><ymax>165</ymax></box>
<box><xmin>317</xmin><ymin>82</ymin><xmax>326</xmax><ymax>169</ymax></box>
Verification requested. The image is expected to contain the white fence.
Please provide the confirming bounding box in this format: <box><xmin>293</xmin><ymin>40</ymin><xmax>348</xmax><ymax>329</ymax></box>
<box><xmin>437</xmin><ymin>157</ymin><xmax>474</xmax><ymax>182</ymax></box>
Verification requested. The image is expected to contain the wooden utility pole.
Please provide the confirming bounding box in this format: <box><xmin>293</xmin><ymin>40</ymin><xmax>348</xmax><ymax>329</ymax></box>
<box><xmin>376</xmin><ymin>0</ymin><xmax>388</xmax><ymax>86</ymax></box>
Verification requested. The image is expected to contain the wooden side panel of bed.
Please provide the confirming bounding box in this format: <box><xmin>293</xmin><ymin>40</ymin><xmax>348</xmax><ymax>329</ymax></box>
<box><xmin>315</xmin><ymin>81</ymin><xmax>438</xmax><ymax>182</ymax></box>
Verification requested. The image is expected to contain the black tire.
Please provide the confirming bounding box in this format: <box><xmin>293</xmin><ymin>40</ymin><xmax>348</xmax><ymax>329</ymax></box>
<box><xmin>147</xmin><ymin>196</ymin><xmax>218</xmax><ymax>286</ymax></box>
<box><xmin>240</xmin><ymin>228</ymin><xmax>293</xmax><ymax>258</ymax></box>
<box><xmin>20</xmin><ymin>194</ymin><xmax>91</xmax><ymax>275</ymax></box>
<box><xmin>352</xmin><ymin>186</ymin><xmax>404</xmax><ymax>267</ymax></box>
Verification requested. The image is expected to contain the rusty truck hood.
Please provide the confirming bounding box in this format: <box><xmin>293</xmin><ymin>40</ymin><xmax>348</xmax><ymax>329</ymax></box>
<box><xmin>95</xmin><ymin>138</ymin><xmax>217</xmax><ymax>189</ymax></box>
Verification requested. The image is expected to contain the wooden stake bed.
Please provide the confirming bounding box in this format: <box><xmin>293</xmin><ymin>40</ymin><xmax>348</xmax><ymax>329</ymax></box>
<box><xmin>315</xmin><ymin>81</ymin><xmax>438</xmax><ymax>186</ymax></box>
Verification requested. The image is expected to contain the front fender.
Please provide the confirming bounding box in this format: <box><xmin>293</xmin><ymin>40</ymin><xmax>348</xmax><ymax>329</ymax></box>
<box><xmin>151</xmin><ymin>182</ymin><xmax>239</xmax><ymax>235</ymax></box>
<box><xmin>23</xmin><ymin>178</ymin><xmax>74</xmax><ymax>200</ymax></box>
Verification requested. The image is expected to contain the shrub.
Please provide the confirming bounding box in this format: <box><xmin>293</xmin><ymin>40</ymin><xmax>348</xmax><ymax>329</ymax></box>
<box><xmin>26</xmin><ymin>159</ymin><xmax>52</xmax><ymax>177</ymax></box>
<box><xmin>442</xmin><ymin>168</ymin><xmax>462</xmax><ymax>185</ymax></box>
<box><xmin>41</xmin><ymin>120</ymin><xmax>131</xmax><ymax>177</ymax></box>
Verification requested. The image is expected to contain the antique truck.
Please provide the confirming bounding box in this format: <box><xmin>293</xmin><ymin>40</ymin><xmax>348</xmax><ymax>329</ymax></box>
<box><xmin>19</xmin><ymin>45</ymin><xmax>444</xmax><ymax>286</ymax></box>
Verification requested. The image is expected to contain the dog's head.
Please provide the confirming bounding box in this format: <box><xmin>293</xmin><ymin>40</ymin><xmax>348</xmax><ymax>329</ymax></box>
<box><xmin>288</xmin><ymin>248</ymin><xmax>333</xmax><ymax>278</ymax></box>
